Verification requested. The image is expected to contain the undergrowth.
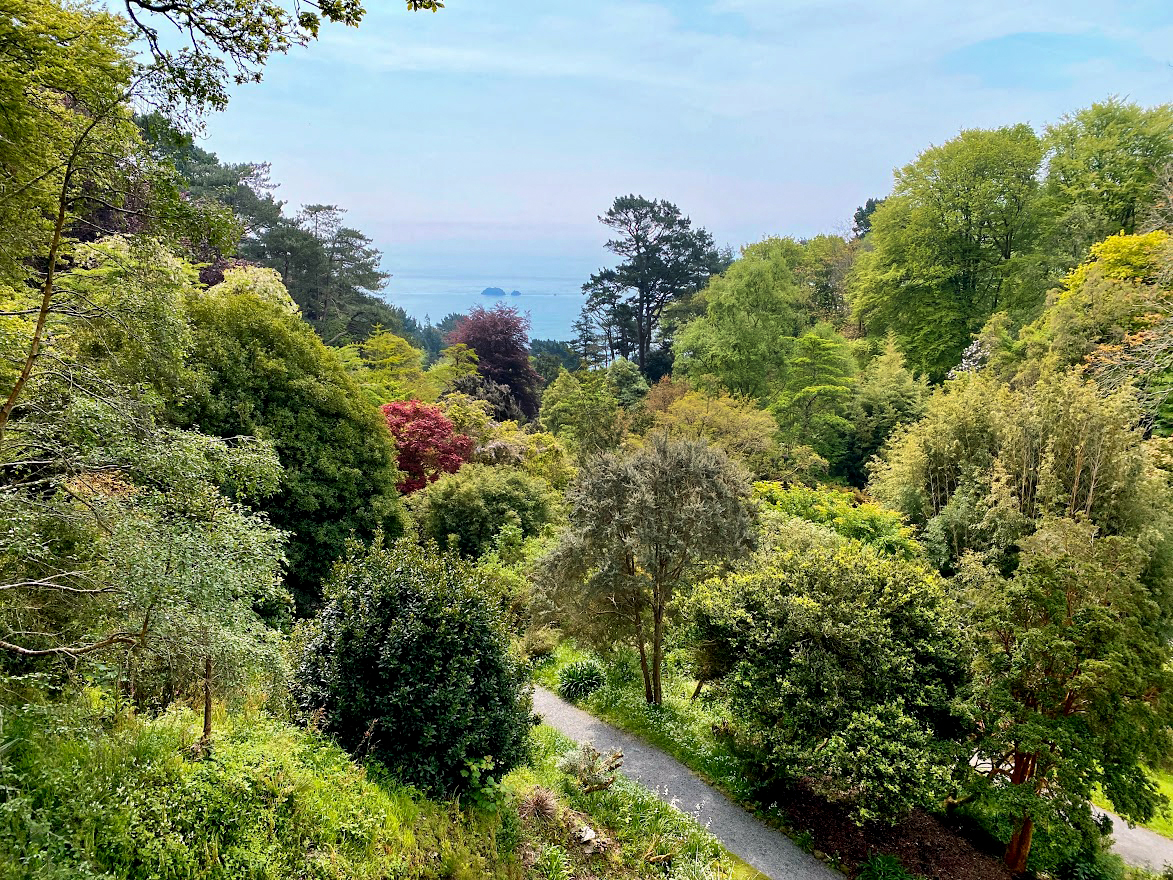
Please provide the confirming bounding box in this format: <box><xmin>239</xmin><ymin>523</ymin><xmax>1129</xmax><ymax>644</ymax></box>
<box><xmin>0</xmin><ymin>696</ymin><xmax>517</xmax><ymax>880</ymax></box>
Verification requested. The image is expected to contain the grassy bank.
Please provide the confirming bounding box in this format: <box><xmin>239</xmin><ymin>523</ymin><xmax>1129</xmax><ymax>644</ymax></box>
<box><xmin>0</xmin><ymin>691</ymin><xmax>761</xmax><ymax>880</ymax></box>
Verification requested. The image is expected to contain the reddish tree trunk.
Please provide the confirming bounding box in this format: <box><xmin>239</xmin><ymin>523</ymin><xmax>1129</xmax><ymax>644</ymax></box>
<box><xmin>1004</xmin><ymin>814</ymin><xmax>1033</xmax><ymax>873</ymax></box>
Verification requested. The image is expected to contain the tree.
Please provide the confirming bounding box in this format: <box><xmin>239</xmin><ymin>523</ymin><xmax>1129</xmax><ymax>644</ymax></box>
<box><xmin>687</xmin><ymin>524</ymin><xmax>966</xmax><ymax>822</ymax></box>
<box><xmin>539</xmin><ymin>369</ymin><xmax>625</xmax><ymax>455</ymax></box>
<box><xmin>771</xmin><ymin>328</ymin><xmax>857</xmax><ymax>467</ymax></box>
<box><xmin>606</xmin><ymin>358</ymin><xmax>649</xmax><ymax>409</ymax></box>
<box><xmin>292</xmin><ymin>535</ymin><xmax>532</xmax><ymax>796</ymax></box>
<box><xmin>580</xmin><ymin>196</ymin><xmax>722</xmax><ymax>375</ymax></box>
<box><xmin>852</xmin><ymin>197</ymin><xmax>885</xmax><ymax>238</ymax></box>
<box><xmin>530</xmin><ymin>338</ymin><xmax>581</xmax><ymax>384</ymax></box>
<box><xmin>121</xmin><ymin>0</ymin><xmax>443</xmax><ymax>113</ymax></box>
<box><xmin>870</xmin><ymin>372</ymin><xmax>1170</xmax><ymax>576</ymax></box>
<box><xmin>793</xmin><ymin>234</ymin><xmax>855</xmax><ymax>324</ymax></box>
<box><xmin>840</xmin><ymin>337</ymin><xmax>928</xmax><ymax>486</ymax></box>
<box><xmin>380</xmin><ymin>400</ymin><xmax>472</xmax><ymax>493</ymax></box>
<box><xmin>960</xmin><ymin>519</ymin><xmax>1173</xmax><ymax>871</ymax></box>
<box><xmin>652</xmin><ymin>391</ymin><xmax>783</xmax><ymax>479</ymax></box>
<box><xmin>0</xmin><ymin>239</ymin><xmax>286</xmax><ymax>720</ymax></box>
<box><xmin>0</xmin><ymin>0</ymin><xmax>142</xmax><ymax>445</ymax></box>
<box><xmin>446</xmin><ymin>304</ymin><xmax>542</xmax><ymax>418</ymax></box>
<box><xmin>242</xmin><ymin>205</ymin><xmax>397</xmax><ymax>345</ymax></box>
<box><xmin>674</xmin><ymin>237</ymin><xmax>812</xmax><ymax>401</ymax></box>
<box><xmin>1016</xmin><ymin>230</ymin><xmax>1173</xmax><ymax>433</ymax></box>
<box><xmin>753</xmin><ymin>483</ymin><xmax>921</xmax><ymax>559</ymax></box>
<box><xmin>409</xmin><ymin>463</ymin><xmax>559</xmax><ymax>559</ymax></box>
<box><xmin>1045</xmin><ymin>99</ymin><xmax>1173</xmax><ymax>251</ymax></box>
<box><xmin>179</xmin><ymin>267</ymin><xmax>405</xmax><ymax>612</ymax></box>
<box><xmin>337</xmin><ymin>327</ymin><xmax>430</xmax><ymax>405</ymax></box>
<box><xmin>850</xmin><ymin>125</ymin><xmax>1047</xmax><ymax>379</ymax></box>
<box><xmin>542</xmin><ymin>434</ymin><xmax>755</xmax><ymax>705</ymax></box>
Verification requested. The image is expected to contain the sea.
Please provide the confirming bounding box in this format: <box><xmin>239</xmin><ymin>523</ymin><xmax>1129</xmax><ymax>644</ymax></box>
<box><xmin>382</xmin><ymin>273</ymin><xmax>588</xmax><ymax>341</ymax></box>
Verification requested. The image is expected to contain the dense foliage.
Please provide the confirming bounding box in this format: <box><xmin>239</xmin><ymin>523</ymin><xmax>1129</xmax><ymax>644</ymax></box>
<box><xmin>446</xmin><ymin>305</ymin><xmax>543</xmax><ymax>418</ymax></box>
<box><xmin>179</xmin><ymin>268</ymin><xmax>406</xmax><ymax>612</ymax></box>
<box><xmin>0</xmin><ymin>701</ymin><xmax>518</xmax><ymax>880</ymax></box>
<box><xmin>410</xmin><ymin>463</ymin><xmax>560</xmax><ymax>559</ymax></box>
<box><xmin>381</xmin><ymin>400</ymin><xmax>473</xmax><ymax>493</ymax></box>
<box><xmin>543</xmin><ymin>434</ymin><xmax>755</xmax><ymax>705</ymax></box>
<box><xmin>5</xmin><ymin>1</ymin><xmax>1173</xmax><ymax>875</ymax></box>
<box><xmin>688</xmin><ymin>521</ymin><xmax>967</xmax><ymax>822</ymax></box>
<box><xmin>292</xmin><ymin>537</ymin><xmax>533</xmax><ymax>796</ymax></box>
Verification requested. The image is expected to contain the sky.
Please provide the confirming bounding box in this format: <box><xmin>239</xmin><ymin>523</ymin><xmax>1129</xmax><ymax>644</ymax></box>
<box><xmin>200</xmin><ymin>0</ymin><xmax>1173</xmax><ymax>282</ymax></box>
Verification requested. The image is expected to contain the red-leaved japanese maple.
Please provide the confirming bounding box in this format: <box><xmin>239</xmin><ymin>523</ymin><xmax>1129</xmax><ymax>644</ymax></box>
<box><xmin>381</xmin><ymin>400</ymin><xmax>474</xmax><ymax>493</ymax></box>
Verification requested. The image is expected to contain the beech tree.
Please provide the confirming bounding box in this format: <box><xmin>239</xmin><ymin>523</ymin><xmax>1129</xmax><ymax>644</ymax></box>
<box><xmin>674</xmin><ymin>237</ymin><xmax>812</xmax><ymax>401</ymax></box>
<box><xmin>1045</xmin><ymin>99</ymin><xmax>1173</xmax><ymax>248</ymax></box>
<box><xmin>850</xmin><ymin>124</ymin><xmax>1047</xmax><ymax>379</ymax></box>
<box><xmin>543</xmin><ymin>434</ymin><xmax>755</xmax><ymax>704</ymax></box>
<box><xmin>446</xmin><ymin>304</ymin><xmax>542</xmax><ymax>418</ymax></box>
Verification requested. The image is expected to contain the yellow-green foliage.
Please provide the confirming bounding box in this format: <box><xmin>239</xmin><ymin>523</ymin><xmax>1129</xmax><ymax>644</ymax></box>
<box><xmin>752</xmin><ymin>483</ymin><xmax>920</xmax><ymax>558</ymax></box>
<box><xmin>0</xmin><ymin>702</ymin><xmax>519</xmax><ymax>880</ymax></box>
<box><xmin>1062</xmin><ymin>229</ymin><xmax>1169</xmax><ymax>292</ymax></box>
<box><xmin>654</xmin><ymin>391</ymin><xmax>782</xmax><ymax>479</ymax></box>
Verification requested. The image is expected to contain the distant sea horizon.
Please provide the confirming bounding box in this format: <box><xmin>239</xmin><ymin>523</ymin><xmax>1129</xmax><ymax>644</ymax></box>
<box><xmin>382</xmin><ymin>272</ymin><xmax>588</xmax><ymax>341</ymax></box>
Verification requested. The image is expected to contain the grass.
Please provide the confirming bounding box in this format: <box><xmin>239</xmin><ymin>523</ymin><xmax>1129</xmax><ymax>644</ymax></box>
<box><xmin>1094</xmin><ymin>769</ymin><xmax>1173</xmax><ymax>840</ymax></box>
<box><xmin>512</xmin><ymin>723</ymin><xmax>767</xmax><ymax>880</ymax></box>
<box><xmin>0</xmin><ymin>695</ymin><xmax>518</xmax><ymax>880</ymax></box>
<box><xmin>0</xmin><ymin>686</ymin><xmax>765</xmax><ymax>880</ymax></box>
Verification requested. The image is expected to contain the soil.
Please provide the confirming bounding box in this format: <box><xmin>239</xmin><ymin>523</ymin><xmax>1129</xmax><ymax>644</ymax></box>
<box><xmin>776</xmin><ymin>779</ymin><xmax>1016</xmax><ymax>880</ymax></box>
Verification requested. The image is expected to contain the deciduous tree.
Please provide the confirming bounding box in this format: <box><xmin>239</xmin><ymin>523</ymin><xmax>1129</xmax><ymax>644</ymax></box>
<box><xmin>380</xmin><ymin>400</ymin><xmax>472</xmax><ymax>493</ymax></box>
<box><xmin>850</xmin><ymin>125</ymin><xmax>1047</xmax><ymax>378</ymax></box>
<box><xmin>446</xmin><ymin>304</ymin><xmax>542</xmax><ymax>418</ymax></box>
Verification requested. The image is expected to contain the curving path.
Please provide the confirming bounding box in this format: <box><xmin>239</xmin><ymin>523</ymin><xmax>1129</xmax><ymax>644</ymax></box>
<box><xmin>536</xmin><ymin>687</ymin><xmax>1173</xmax><ymax>877</ymax></box>
<box><xmin>533</xmin><ymin>686</ymin><xmax>841</xmax><ymax>880</ymax></box>
<box><xmin>1095</xmin><ymin>807</ymin><xmax>1173</xmax><ymax>874</ymax></box>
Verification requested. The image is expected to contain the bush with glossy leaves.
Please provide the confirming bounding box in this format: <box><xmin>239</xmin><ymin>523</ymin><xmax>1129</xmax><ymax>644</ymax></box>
<box><xmin>292</xmin><ymin>535</ymin><xmax>532</xmax><ymax>796</ymax></box>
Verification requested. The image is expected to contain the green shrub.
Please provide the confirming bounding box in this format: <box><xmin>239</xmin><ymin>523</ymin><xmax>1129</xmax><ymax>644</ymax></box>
<box><xmin>1053</xmin><ymin>849</ymin><xmax>1126</xmax><ymax>880</ymax></box>
<box><xmin>686</xmin><ymin>536</ymin><xmax>967</xmax><ymax>823</ymax></box>
<box><xmin>522</xmin><ymin>626</ymin><xmax>560</xmax><ymax>662</ymax></box>
<box><xmin>292</xmin><ymin>535</ymin><xmax>533</xmax><ymax>795</ymax></box>
<box><xmin>752</xmin><ymin>482</ymin><xmax>919</xmax><ymax>558</ymax></box>
<box><xmin>557</xmin><ymin>659</ymin><xmax>605</xmax><ymax>701</ymax></box>
<box><xmin>409</xmin><ymin>463</ymin><xmax>559</xmax><ymax>558</ymax></box>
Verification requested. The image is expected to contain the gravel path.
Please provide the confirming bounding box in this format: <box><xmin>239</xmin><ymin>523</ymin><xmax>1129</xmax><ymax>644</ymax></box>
<box><xmin>536</xmin><ymin>687</ymin><xmax>1173</xmax><ymax>877</ymax></box>
<box><xmin>1095</xmin><ymin>807</ymin><xmax>1173</xmax><ymax>873</ymax></box>
<box><xmin>532</xmin><ymin>686</ymin><xmax>841</xmax><ymax>880</ymax></box>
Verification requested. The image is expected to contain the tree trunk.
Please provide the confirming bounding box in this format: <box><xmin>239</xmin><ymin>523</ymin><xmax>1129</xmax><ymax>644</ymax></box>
<box><xmin>690</xmin><ymin>679</ymin><xmax>703</xmax><ymax>701</ymax></box>
<box><xmin>201</xmin><ymin>655</ymin><xmax>213</xmax><ymax>747</ymax></box>
<box><xmin>1004</xmin><ymin>813</ymin><xmax>1033</xmax><ymax>873</ymax></box>
<box><xmin>633</xmin><ymin>615</ymin><xmax>654</xmax><ymax>703</ymax></box>
<box><xmin>652</xmin><ymin>609</ymin><xmax>664</xmax><ymax>705</ymax></box>
<box><xmin>636</xmin><ymin>640</ymin><xmax>653</xmax><ymax>703</ymax></box>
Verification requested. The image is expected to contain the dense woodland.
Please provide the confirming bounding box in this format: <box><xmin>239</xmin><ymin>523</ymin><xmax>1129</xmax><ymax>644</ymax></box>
<box><xmin>2</xmin><ymin>1</ymin><xmax>1173</xmax><ymax>879</ymax></box>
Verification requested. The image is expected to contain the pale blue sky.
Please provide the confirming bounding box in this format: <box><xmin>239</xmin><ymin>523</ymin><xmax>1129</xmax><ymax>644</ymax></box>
<box><xmin>200</xmin><ymin>0</ymin><xmax>1173</xmax><ymax>281</ymax></box>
